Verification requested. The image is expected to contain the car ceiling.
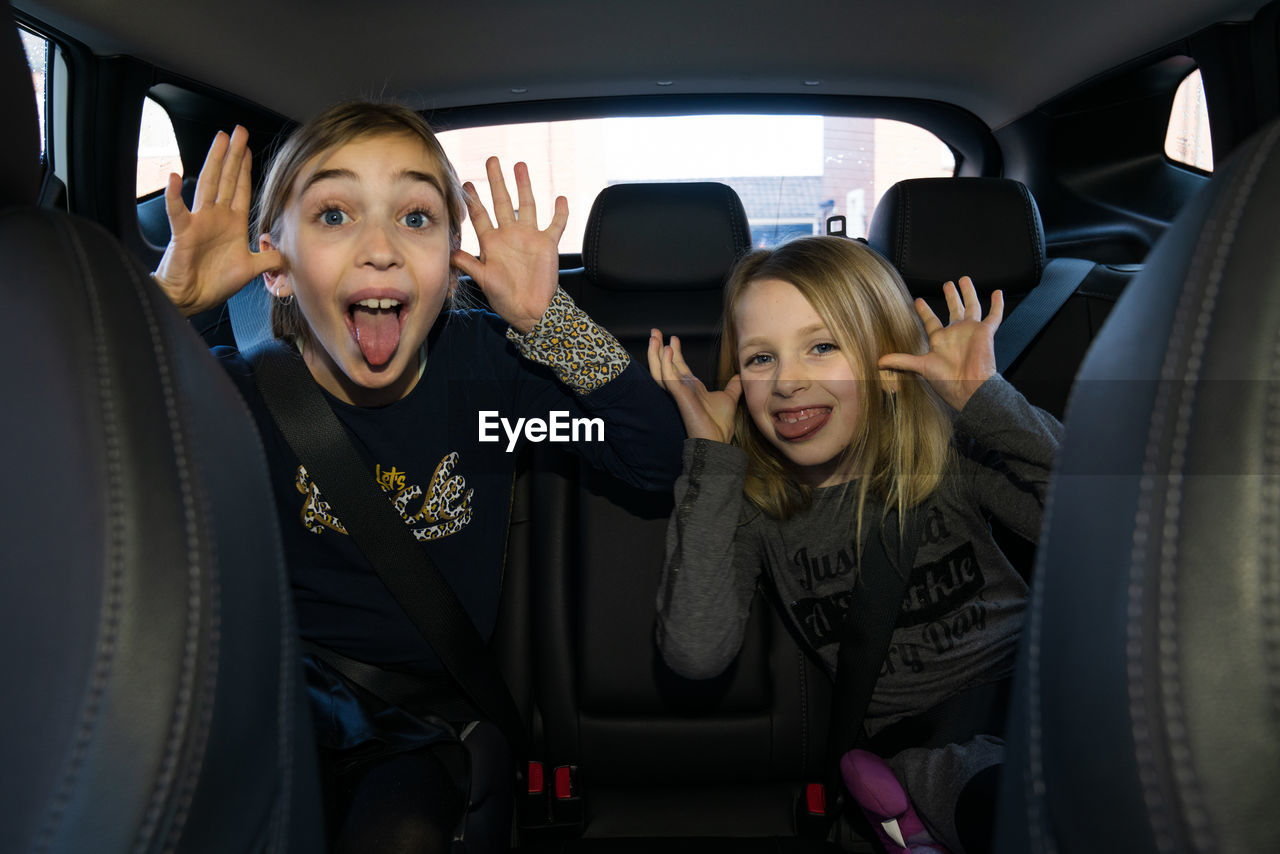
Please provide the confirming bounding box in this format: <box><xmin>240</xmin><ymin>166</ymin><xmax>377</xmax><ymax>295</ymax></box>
<box><xmin>13</xmin><ymin>0</ymin><xmax>1273</xmax><ymax>128</ymax></box>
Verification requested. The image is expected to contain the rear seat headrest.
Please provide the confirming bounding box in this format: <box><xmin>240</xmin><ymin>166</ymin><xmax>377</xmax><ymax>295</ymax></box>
<box><xmin>1</xmin><ymin>9</ymin><xmax>41</xmax><ymax>207</ymax></box>
<box><xmin>867</xmin><ymin>177</ymin><xmax>1047</xmax><ymax>299</ymax></box>
<box><xmin>583</xmin><ymin>182</ymin><xmax>752</xmax><ymax>291</ymax></box>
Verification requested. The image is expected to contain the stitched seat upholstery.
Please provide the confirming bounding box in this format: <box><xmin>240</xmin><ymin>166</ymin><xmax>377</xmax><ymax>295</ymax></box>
<box><xmin>0</xmin><ymin>6</ymin><xmax>323</xmax><ymax>850</ymax></box>
<box><xmin>994</xmin><ymin>116</ymin><xmax>1280</xmax><ymax>853</ymax></box>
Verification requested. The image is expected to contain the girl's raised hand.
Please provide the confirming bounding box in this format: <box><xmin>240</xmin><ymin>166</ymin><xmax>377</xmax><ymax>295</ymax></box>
<box><xmin>878</xmin><ymin>276</ymin><xmax>1003</xmax><ymax>412</ymax></box>
<box><xmin>647</xmin><ymin>330</ymin><xmax>742</xmax><ymax>444</ymax></box>
<box><xmin>453</xmin><ymin>157</ymin><xmax>569</xmax><ymax>334</ymax></box>
<box><xmin>152</xmin><ymin>126</ymin><xmax>283</xmax><ymax>317</ymax></box>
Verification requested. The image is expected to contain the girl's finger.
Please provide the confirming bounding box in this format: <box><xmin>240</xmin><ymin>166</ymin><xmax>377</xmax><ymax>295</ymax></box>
<box><xmin>462</xmin><ymin>182</ymin><xmax>495</xmax><ymax>237</ymax></box>
<box><xmin>958</xmin><ymin>276</ymin><xmax>981</xmax><ymax>320</ymax></box>
<box><xmin>878</xmin><ymin>352</ymin><xmax>926</xmax><ymax>376</ymax></box>
<box><xmin>546</xmin><ymin>196</ymin><xmax>570</xmax><ymax>244</ymax></box>
<box><xmin>513</xmin><ymin>161</ymin><xmax>537</xmax><ymax>224</ymax></box>
<box><xmin>669</xmin><ymin>337</ymin><xmax>707</xmax><ymax>390</ymax></box>
<box><xmin>942</xmin><ymin>280</ymin><xmax>963</xmax><ymax>323</ymax></box>
<box><xmin>231</xmin><ymin>144</ymin><xmax>253</xmax><ymax>213</ymax></box>
<box><xmin>192</xmin><ymin>130</ymin><xmax>229</xmax><ymax>210</ymax></box>
<box><xmin>646</xmin><ymin>329</ymin><xmax>665</xmax><ymax>383</ymax></box>
<box><xmin>450</xmin><ymin>248</ymin><xmax>482</xmax><ymax>283</ymax></box>
<box><xmin>723</xmin><ymin>374</ymin><xmax>743</xmax><ymax>405</ymax></box>
<box><xmin>913</xmin><ymin>298</ymin><xmax>944</xmax><ymax>336</ymax></box>
<box><xmin>163</xmin><ymin>172</ymin><xmax>190</xmax><ymax>229</ymax></box>
<box><xmin>986</xmin><ymin>289</ymin><xmax>1005</xmax><ymax>328</ymax></box>
<box><xmin>662</xmin><ymin>344</ymin><xmax>682</xmax><ymax>388</ymax></box>
<box><xmin>669</xmin><ymin>335</ymin><xmax>691</xmax><ymax>374</ymax></box>
<box><xmin>485</xmin><ymin>156</ymin><xmax>516</xmax><ymax>226</ymax></box>
<box><xmin>217</xmin><ymin>126</ymin><xmax>249</xmax><ymax>205</ymax></box>
<box><xmin>248</xmin><ymin>246</ymin><xmax>285</xmax><ymax>280</ymax></box>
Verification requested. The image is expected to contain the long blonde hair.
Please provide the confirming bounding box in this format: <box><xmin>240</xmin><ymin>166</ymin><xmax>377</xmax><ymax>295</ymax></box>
<box><xmin>719</xmin><ymin>236</ymin><xmax>953</xmax><ymax>525</ymax></box>
<box><xmin>253</xmin><ymin>101</ymin><xmax>467</xmax><ymax>346</ymax></box>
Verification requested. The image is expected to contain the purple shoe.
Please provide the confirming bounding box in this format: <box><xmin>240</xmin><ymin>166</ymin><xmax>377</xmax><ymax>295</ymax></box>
<box><xmin>840</xmin><ymin>749</ymin><xmax>952</xmax><ymax>853</ymax></box>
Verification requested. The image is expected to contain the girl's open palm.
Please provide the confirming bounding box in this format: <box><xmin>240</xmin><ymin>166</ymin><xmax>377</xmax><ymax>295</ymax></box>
<box><xmin>452</xmin><ymin>157</ymin><xmax>569</xmax><ymax>334</ymax></box>
<box><xmin>878</xmin><ymin>277</ymin><xmax>1003</xmax><ymax>411</ymax></box>
<box><xmin>152</xmin><ymin>126</ymin><xmax>283</xmax><ymax>316</ymax></box>
<box><xmin>647</xmin><ymin>331</ymin><xmax>742</xmax><ymax>444</ymax></box>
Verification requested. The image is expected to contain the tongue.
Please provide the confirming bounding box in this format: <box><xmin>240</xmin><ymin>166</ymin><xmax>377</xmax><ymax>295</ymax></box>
<box><xmin>352</xmin><ymin>307</ymin><xmax>401</xmax><ymax>367</ymax></box>
<box><xmin>775</xmin><ymin>409</ymin><xmax>830</xmax><ymax>440</ymax></box>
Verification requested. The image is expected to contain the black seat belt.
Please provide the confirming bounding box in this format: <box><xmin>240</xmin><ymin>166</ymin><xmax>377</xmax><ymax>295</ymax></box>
<box><xmin>246</xmin><ymin>339</ymin><xmax>528</xmax><ymax>757</ymax></box>
<box><xmin>825</xmin><ymin>506</ymin><xmax>922</xmax><ymax>803</ymax></box>
<box><xmin>993</xmin><ymin>256</ymin><xmax>1095</xmax><ymax>373</ymax></box>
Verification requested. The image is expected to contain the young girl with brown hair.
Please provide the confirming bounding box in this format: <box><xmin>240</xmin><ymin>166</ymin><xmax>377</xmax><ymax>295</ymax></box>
<box><xmin>152</xmin><ymin>100</ymin><xmax>684</xmax><ymax>853</ymax></box>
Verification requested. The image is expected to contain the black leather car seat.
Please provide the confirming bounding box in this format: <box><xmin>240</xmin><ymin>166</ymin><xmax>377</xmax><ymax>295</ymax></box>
<box><xmin>526</xmin><ymin>183</ymin><xmax>842</xmax><ymax>849</ymax></box>
<box><xmin>994</xmin><ymin>116</ymin><xmax>1280</xmax><ymax>852</ymax></box>
<box><xmin>0</xmin><ymin>6</ymin><xmax>323</xmax><ymax>851</ymax></box>
<box><xmin>868</xmin><ymin>176</ymin><xmax>1136</xmax><ymax>421</ymax></box>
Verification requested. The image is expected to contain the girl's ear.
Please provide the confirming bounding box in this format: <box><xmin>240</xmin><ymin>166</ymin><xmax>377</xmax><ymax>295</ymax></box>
<box><xmin>878</xmin><ymin>367</ymin><xmax>901</xmax><ymax>394</ymax></box>
<box><xmin>259</xmin><ymin>234</ymin><xmax>292</xmax><ymax>298</ymax></box>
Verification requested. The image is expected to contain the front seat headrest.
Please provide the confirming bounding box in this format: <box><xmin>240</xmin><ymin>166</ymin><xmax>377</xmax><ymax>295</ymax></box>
<box><xmin>868</xmin><ymin>177</ymin><xmax>1046</xmax><ymax>299</ymax></box>
<box><xmin>583</xmin><ymin>181</ymin><xmax>752</xmax><ymax>291</ymax></box>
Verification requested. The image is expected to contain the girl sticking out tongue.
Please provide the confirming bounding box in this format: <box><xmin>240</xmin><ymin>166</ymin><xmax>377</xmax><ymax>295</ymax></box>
<box><xmin>149</xmin><ymin>101</ymin><xmax>684</xmax><ymax>853</ymax></box>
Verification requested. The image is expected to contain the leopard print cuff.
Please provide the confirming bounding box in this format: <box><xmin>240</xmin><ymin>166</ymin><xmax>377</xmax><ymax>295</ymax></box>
<box><xmin>506</xmin><ymin>287</ymin><xmax>630</xmax><ymax>393</ymax></box>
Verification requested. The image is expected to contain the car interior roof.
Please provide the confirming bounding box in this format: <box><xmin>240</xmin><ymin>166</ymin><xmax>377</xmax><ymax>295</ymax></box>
<box><xmin>13</xmin><ymin>0</ymin><xmax>1274</xmax><ymax>127</ymax></box>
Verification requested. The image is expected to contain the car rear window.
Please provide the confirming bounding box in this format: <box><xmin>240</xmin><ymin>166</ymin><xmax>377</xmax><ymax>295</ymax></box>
<box><xmin>438</xmin><ymin>115</ymin><xmax>955</xmax><ymax>255</ymax></box>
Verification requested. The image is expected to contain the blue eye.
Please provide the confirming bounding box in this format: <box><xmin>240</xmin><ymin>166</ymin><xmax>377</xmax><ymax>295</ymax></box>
<box><xmin>813</xmin><ymin>342</ymin><xmax>838</xmax><ymax>355</ymax></box>
<box><xmin>744</xmin><ymin>353</ymin><xmax>773</xmax><ymax>368</ymax></box>
<box><xmin>322</xmin><ymin>209</ymin><xmax>349</xmax><ymax>226</ymax></box>
<box><xmin>402</xmin><ymin>210</ymin><xmax>430</xmax><ymax>229</ymax></box>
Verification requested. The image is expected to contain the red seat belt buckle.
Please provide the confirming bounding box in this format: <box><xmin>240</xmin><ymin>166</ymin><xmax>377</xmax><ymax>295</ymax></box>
<box><xmin>527</xmin><ymin>761</ymin><xmax>544</xmax><ymax>795</ymax></box>
<box><xmin>805</xmin><ymin>782</ymin><xmax>826</xmax><ymax>816</ymax></box>
<box><xmin>554</xmin><ymin>765</ymin><xmax>575</xmax><ymax>800</ymax></box>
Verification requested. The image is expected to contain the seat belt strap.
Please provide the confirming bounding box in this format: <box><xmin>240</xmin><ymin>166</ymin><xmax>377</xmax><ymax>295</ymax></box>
<box><xmin>993</xmin><ymin>257</ymin><xmax>1095</xmax><ymax>373</ymax></box>
<box><xmin>246</xmin><ymin>340</ymin><xmax>528</xmax><ymax>756</ymax></box>
<box><xmin>825</xmin><ymin>507</ymin><xmax>922</xmax><ymax>798</ymax></box>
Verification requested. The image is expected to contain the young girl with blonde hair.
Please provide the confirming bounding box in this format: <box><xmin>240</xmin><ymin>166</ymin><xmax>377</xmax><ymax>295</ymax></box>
<box><xmin>649</xmin><ymin>235</ymin><xmax>1060</xmax><ymax>853</ymax></box>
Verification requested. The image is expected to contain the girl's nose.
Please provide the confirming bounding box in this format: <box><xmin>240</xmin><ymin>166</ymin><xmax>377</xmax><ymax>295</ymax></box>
<box><xmin>357</xmin><ymin>220</ymin><xmax>402</xmax><ymax>269</ymax></box>
<box><xmin>772</xmin><ymin>360</ymin><xmax>810</xmax><ymax>396</ymax></box>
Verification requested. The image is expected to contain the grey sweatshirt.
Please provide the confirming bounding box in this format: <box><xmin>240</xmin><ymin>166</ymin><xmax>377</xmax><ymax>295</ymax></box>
<box><xmin>654</xmin><ymin>375</ymin><xmax>1062</xmax><ymax>851</ymax></box>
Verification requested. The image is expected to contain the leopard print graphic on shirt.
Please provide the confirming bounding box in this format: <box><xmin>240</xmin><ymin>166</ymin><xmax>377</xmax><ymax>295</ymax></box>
<box><xmin>295</xmin><ymin>451</ymin><xmax>474</xmax><ymax>541</ymax></box>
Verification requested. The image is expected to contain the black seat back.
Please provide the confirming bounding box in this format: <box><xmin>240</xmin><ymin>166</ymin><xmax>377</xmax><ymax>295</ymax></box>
<box><xmin>994</xmin><ymin>118</ymin><xmax>1280</xmax><ymax>852</ymax></box>
<box><xmin>0</xmin><ymin>8</ymin><xmax>323</xmax><ymax>851</ymax></box>
<box><xmin>534</xmin><ymin>183</ymin><xmax>837</xmax><ymax>842</ymax></box>
<box><xmin>868</xmin><ymin>176</ymin><xmax>1134</xmax><ymax>420</ymax></box>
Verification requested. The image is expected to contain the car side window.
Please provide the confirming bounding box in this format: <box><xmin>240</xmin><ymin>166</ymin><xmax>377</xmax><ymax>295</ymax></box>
<box><xmin>137</xmin><ymin>96</ymin><xmax>182</xmax><ymax>199</ymax></box>
<box><xmin>1165</xmin><ymin>68</ymin><xmax>1213</xmax><ymax>173</ymax></box>
<box><xmin>18</xmin><ymin>26</ymin><xmax>46</xmax><ymax>160</ymax></box>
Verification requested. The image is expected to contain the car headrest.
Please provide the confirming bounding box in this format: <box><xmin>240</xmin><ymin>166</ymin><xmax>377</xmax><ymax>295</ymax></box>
<box><xmin>867</xmin><ymin>177</ymin><xmax>1046</xmax><ymax>299</ymax></box>
<box><xmin>1</xmin><ymin>3</ymin><xmax>41</xmax><ymax>207</ymax></box>
<box><xmin>583</xmin><ymin>182</ymin><xmax>752</xmax><ymax>291</ymax></box>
